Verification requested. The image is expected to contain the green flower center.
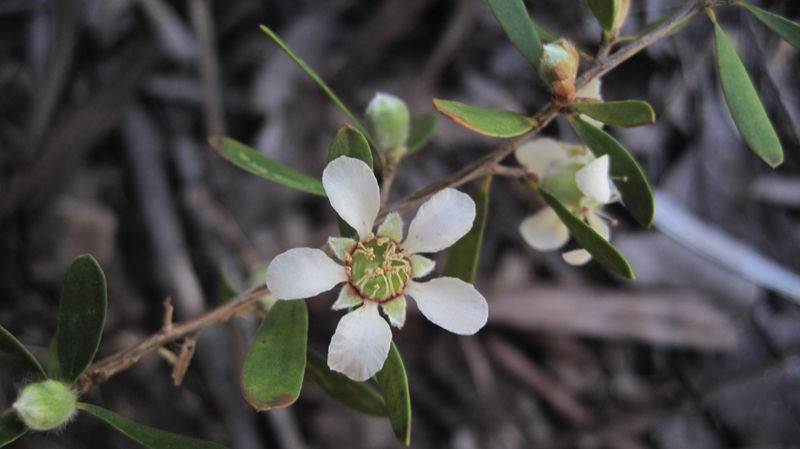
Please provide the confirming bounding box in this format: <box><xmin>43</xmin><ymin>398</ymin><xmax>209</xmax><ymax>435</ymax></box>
<box><xmin>345</xmin><ymin>237</ymin><xmax>412</xmax><ymax>303</ymax></box>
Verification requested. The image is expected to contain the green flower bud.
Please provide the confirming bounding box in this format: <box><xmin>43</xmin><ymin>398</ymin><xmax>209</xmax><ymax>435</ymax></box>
<box><xmin>13</xmin><ymin>380</ymin><xmax>77</xmax><ymax>431</ymax></box>
<box><xmin>365</xmin><ymin>92</ymin><xmax>410</xmax><ymax>159</ymax></box>
<box><xmin>536</xmin><ymin>39</ymin><xmax>580</xmax><ymax>105</ymax></box>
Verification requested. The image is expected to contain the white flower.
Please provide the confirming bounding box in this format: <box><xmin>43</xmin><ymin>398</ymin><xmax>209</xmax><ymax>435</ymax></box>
<box><xmin>515</xmin><ymin>138</ymin><xmax>614</xmax><ymax>265</ymax></box>
<box><xmin>576</xmin><ymin>77</ymin><xmax>604</xmax><ymax>128</ymax></box>
<box><xmin>265</xmin><ymin>156</ymin><xmax>488</xmax><ymax>381</ymax></box>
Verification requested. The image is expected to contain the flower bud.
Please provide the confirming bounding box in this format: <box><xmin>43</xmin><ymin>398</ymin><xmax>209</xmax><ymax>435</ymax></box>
<box><xmin>366</xmin><ymin>92</ymin><xmax>410</xmax><ymax>159</ymax></box>
<box><xmin>536</xmin><ymin>39</ymin><xmax>580</xmax><ymax>105</ymax></box>
<box><xmin>13</xmin><ymin>380</ymin><xmax>77</xmax><ymax>431</ymax></box>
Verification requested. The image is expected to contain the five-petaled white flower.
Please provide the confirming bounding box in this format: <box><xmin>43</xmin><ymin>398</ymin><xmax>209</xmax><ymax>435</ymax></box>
<box><xmin>516</xmin><ymin>138</ymin><xmax>615</xmax><ymax>265</ymax></box>
<box><xmin>266</xmin><ymin>156</ymin><xmax>489</xmax><ymax>381</ymax></box>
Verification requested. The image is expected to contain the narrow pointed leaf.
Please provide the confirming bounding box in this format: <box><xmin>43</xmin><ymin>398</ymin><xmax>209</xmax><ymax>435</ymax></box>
<box><xmin>306</xmin><ymin>348</ymin><xmax>386</xmax><ymax>417</ymax></box>
<box><xmin>532</xmin><ymin>21</ymin><xmax>558</xmax><ymax>43</ymax></box>
<box><xmin>740</xmin><ymin>3</ymin><xmax>800</xmax><ymax>50</ymax></box>
<box><xmin>433</xmin><ymin>99</ymin><xmax>535</xmax><ymax>137</ymax></box>
<box><xmin>570</xmin><ymin>117</ymin><xmax>655</xmax><ymax>227</ymax></box>
<box><xmin>375</xmin><ymin>342</ymin><xmax>411</xmax><ymax>446</ymax></box>
<box><xmin>444</xmin><ymin>177</ymin><xmax>492</xmax><ymax>283</ymax></box>
<box><xmin>77</xmin><ymin>403</ymin><xmax>228</xmax><ymax>449</ymax></box>
<box><xmin>218</xmin><ymin>265</ymin><xmax>238</xmax><ymax>303</ymax></box>
<box><xmin>406</xmin><ymin>113</ymin><xmax>439</xmax><ymax>155</ymax></box>
<box><xmin>241</xmin><ymin>299</ymin><xmax>308</xmax><ymax>411</ymax></box>
<box><xmin>586</xmin><ymin>0</ymin><xmax>617</xmax><ymax>31</ymax></box>
<box><xmin>0</xmin><ymin>412</ymin><xmax>26</xmax><ymax>448</ymax></box>
<box><xmin>0</xmin><ymin>325</ymin><xmax>46</xmax><ymax>379</ymax></box>
<box><xmin>538</xmin><ymin>188</ymin><xmax>634</xmax><ymax>279</ymax></box>
<box><xmin>327</xmin><ymin>126</ymin><xmax>373</xmax><ymax>239</ymax></box>
<box><xmin>571</xmin><ymin>101</ymin><xmax>655</xmax><ymax>127</ymax></box>
<box><xmin>209</xmin><ymin>136</ymin><xmax>325</xmax><ymax>196</ymax></box>
<box><xmin>713</xmin><ymin>23</ymin><xmax>783</xmax><ymax>167</ymax></box>
<box><xmin>259</xmin><ymin>25</ymin><xmax>372</xmax><ymax>143</ymax></box>
<box><xmin>327</xmin><ymin>125</ymin><xmax>373</xmax><ymax>168</ymax></box>
<box><xmin>51</xmin><ymin>254</ymin><xmax>107</xmax><ymax>384</ymax></box>
<box><xmin>486</xmin><ymin>0</ymin><xmax>542</xmax><ymax>65</ymax></box>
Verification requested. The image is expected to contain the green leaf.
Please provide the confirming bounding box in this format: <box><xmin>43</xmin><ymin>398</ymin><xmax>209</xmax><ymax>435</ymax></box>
<box><xmin>713</xmin><ymin>23</ymin><xmax>783</xmax><ymax>167</ymax></box>
<box><xmin>77</xmin><ymin>403</ymin><xmax>228</xmax><ymax>449</ymax></box>
<box><xmin>740</xmin><ymin>3</ymin><xmax>800</xmax><ymax>50</ymax></box>
<box><xmin>51</xmin><ymin>254</ymin><xmax>107</xmax><ymax>384</ymax></box>
<box><xmin>374</xmin><ymin>342</ymin><xmax>411</xmax><ymax>446</ymax></box>
<box><xmin>433</xmin><ymin>99</ymin><xmax>535</xmax><ymax>137</ymax></box>
<box><xmin>444</xmin><ymin>177</ymin><xmax>492</xmax><ymax>283</ymax></box>
<box><xmin>217</xmin><ymin>265</ymin><xmax>239</xmax><ymax>303</ymax></box>
<box><xmin>538</xmin><ymin>188</ymin><xmax>634</xmax><ymax>279</ymax></box>
<box><xmin>0</xmin><ymin>412</ymin><xmax>26</xmax><ymax>448</ymax></box>
<box><xmin>259</xmin><ymin>25</ymin><xmax>373</xmax><ymax>143</ymax></box>
<box><xmin>569</xmin><ymin>117</ymin><xmax>655</xmax><ymax>227</ymax></box>
<box><xmin>327</xmin><ymin>125</ymin><xmax>374</xmax><ymax>239</ymax></box>
<box><xmin>241</xmin><ymin>299</ymin><xmax>308</xmax><ymax>411</ymax></box>
<box><xmin>208</xmin><ymin>136</ymin><xmax>325</xmax><ymax>196</ymax></box>
<box><xmin>0</xmin><ymin>325</ymin><xmax>46</xmax><ymax>379</ymax></box>
<box><xmin>327</xmin><ymin>125</ymin><xmax>373</xmax><ymax>168</ymax></box>
<box><xmin>570</xmin><ymin>101</ymin><xmax>656</xmax><ymax>127</ymax></box>
<box><xmin>305</xmin><ymin>348</ymin><xmax>387</xmax><ymax>417</ymax></box>
<box><xmin>586</xmin><ymin>0</ymin><xmax>617</xmax><ymax>31</ymax></box>
<box><xmin>486</xmin><ymin>0</ymin><xmax>542</xmax><ymax>65</ymax></box>
<box><xmin>532</xmin><ymin>21</ymin><xmax>558</xmax><ymax>43</ymax></box>
<box><xmin>406</xmin><ymin>113</ymin><xmax>439</xmax><ymax>155</ymax></box>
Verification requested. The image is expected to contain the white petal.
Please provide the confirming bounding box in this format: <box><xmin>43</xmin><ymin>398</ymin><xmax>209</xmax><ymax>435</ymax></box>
<box><xmin>403</xmin><ymin>188</ymin><xmax>475</xmax><ymax>255</ymax></box>
<box><xmin>407</xmin><ymin>278</ymin><xmax>488</xmax><ymax>335</ymax></box>
<box><xmin>576</xmin><ymin>77</ymin><xmax>602</xmax><ymax>101</ymax></box>
<box><xmin>376</xmin><ymin>212</ymin><xmax>403</xmax><ymax>241</ymax></box>
<box><xmin>332</xmin><ymin>284</ymin><xmax>363</xmax><ymax>310</ymax></box>
<box><xmin>519</xmin><ymin>208</ymin><xmax>570</xmax><ymax>251</ymax></box>
<box><xmin>266</xmin><ymin>248</ymin><xmax>346</xmax><ymax>299</ymax></box>
<box><xmin>562</xmin><ymin>249</ymin><xmax>592</xmax><ymax>265</ymax></box>
<box><xmin>328</xmin><ymin>237</ymin><xmax>357</xmax><ymax>262</ymax></box>
<box><xmin>515</xmin><ymin>138</ymin><xmax>568</xmax><ymax>178</ymax></box>
<box><xmin>382</xmin><ymin>296</ymin><xmax>406</xmax><ymax>328</ymax></box>
<box><xmin>586</xmin><ymin>211</ymin><xmax>611</xmax><ymax>240</ymax></box>
<box><xmin>327</xmin><ymin>303</ymin><xmax>392</xmax><ymax>381</ymax></box>
<box><xmin>576</xmin><ymin>155</ymin><xmax>611</xmax><ymax>204</ymax></box>
<box><xmin>322</xmin><ymin>156</ymin><xmax>380</xmax><ymax>240</ymax></box>
<box><xmin>410</xmin><ymin>254</ymin><xmax>435</xmax><ymax>278</ymax></box>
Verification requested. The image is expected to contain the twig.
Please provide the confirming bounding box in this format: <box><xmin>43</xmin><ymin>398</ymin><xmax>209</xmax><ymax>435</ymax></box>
<box><xmin>189</xmin><ymin>0</ymin><xmax>225</xmax><ymax>136</ymax></box>
<box><xmin>76</xmin><ymin>285</ymin><xmax>268</xmax><ymax>393</ymax></box>
<box><xmin>490</xmin><ymin>165</ymin><xmax>527</xmax><ymax>178</ymax></box>
<box><xmin>380</xmin><ymin>161</ymin><xmax>399</xmax><ymax>205</ymax></box>
<box><xmin>172</xmin><ymin>334</ymin><xmax>199</xmax><ymax>386</ymax></box>
<box><xmin>162</xmin><ymin>297</ymin><xmax>174</xmax><ymax>332</ymax></box>
<box><xmin>382</xmin><ymin>0</ymin><xmax>719</xmax><ymax>218</ymax></box>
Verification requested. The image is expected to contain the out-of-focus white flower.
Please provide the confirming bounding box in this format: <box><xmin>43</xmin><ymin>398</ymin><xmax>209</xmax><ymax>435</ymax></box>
<box><xmin>576</xmin><ymin>77</ymin><xmax>604</xmax><ymax>128</ymax></box>
<box><xmin>266</xmin><ymin>156</ymin><xmax>488</xmax><ymax>381</ymax></box>
<box><xmin>515</xmin><ymin>138</ymin><xmax>615</xmax><ymax>265</ymax></box>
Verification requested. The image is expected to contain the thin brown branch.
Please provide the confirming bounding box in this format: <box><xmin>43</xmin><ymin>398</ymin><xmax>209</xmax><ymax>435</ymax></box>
<box><xmin>76</xmin><ymin>0</ymin><xmax>727</xmax><ymax>395</ymax></box>
<box><xmin>76</xmin><ymin>285</ymin><xmax>268</xmax><ymax>393</ymax></box>
<box><xmin>382</xmin><ymin>0</ymin><xmax>722</xmax><ymax>218</ymax></box>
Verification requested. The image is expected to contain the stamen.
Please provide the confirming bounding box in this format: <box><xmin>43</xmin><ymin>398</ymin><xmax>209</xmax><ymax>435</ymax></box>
<box><xmin>345</xmin><ymin>236</ymin><xmax>412</xmax><ymax>303</ymax></box>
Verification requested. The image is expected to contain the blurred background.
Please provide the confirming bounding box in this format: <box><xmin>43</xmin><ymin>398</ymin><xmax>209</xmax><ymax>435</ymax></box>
<box><xmin>1</xmin><ymin>0</ymin><xmax>800</xmax><ymax>448</ymax></box>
